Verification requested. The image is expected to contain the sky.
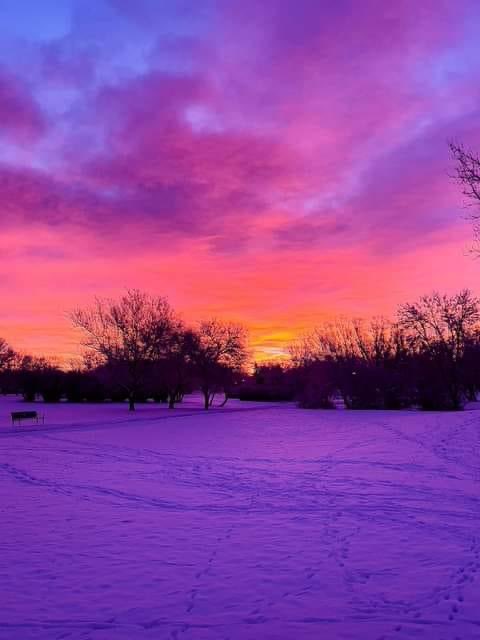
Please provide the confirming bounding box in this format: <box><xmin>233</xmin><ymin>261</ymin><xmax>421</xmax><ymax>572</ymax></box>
<box><xmin>1</xmin><ymin>0</ymin><xmax>480</xmax><ymax>362</ymax></box>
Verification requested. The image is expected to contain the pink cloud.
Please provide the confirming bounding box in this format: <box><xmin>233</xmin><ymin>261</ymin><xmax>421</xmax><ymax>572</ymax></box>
<box><xmin>0</xmin><ymin>68</ymin><xmax>46</xmax><ymax>143</ymax></box>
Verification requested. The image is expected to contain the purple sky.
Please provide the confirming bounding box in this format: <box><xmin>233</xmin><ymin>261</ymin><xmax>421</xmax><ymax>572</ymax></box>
<box><xmin>1</xmin><ymin>0</ymin><xmax>480</xmax><ymax>360</ymax></box>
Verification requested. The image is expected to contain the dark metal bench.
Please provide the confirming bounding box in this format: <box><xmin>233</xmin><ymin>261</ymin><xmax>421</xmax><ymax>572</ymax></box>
<box><xmin>11</xmin><ymin>411</ymin><xmax>44</xmax><ymax>426</ymax></box>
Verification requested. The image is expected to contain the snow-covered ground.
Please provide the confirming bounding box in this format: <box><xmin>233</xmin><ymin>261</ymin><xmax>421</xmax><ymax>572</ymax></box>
<box><xmin>1</xmin><ymin>396</ymin><xmax>480</xmax><ymax>639</ymax></box>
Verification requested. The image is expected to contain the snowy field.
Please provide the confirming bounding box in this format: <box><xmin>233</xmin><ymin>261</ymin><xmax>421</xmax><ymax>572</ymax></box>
<box><xmin>1</xmin><ymin>396</ymin><xmax>480</xmax><ymax>640</ymax></box>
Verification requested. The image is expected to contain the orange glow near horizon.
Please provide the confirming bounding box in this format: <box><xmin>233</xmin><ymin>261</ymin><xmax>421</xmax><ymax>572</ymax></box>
<box><xmin>1</xmin><ymin>224</ymin><xmax>479</xmax><ymax>366</ymax></box>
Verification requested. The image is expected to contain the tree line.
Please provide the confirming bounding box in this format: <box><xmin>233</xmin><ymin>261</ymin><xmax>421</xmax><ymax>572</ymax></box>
<box><xmin>2</xmin><ymin>289</ymin><xmax>480</xmax><ymax>412</ymax></box>
<box><xmin>239</xmin><ymin>290</ymin><xmax>480</xmax><ymax>411</ymax></box>
<box><xmin>0</xmin><ymin>290</ymin><xmax>248</xmax><ymax>411</ymax></box>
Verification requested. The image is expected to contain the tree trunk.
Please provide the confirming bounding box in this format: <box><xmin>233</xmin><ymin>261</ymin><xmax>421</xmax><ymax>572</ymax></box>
<box><xmin>203</xmin><ymin>389</ymin><xmax>210</xmax><ymax>410</ymax></box>
<box><xmin>128</xmin><ymin>393</ymin><xmax>135</xmax><ymax>411</ymax></box>
<box><xmin>220</xmin><ymin>392</ymin><xmax>229</xmax><ymax>407</ymax></box>
<box><xmin>168</xmin><ymin>394</ymin><xmax>175</xmax><ymax>409</ymax></box>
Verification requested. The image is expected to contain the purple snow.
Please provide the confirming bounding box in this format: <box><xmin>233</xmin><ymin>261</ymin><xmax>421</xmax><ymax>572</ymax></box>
<box><xmin>1</xmin><ymin>396</ymin><xmax>479</xmax><ymax>639</ymax></box>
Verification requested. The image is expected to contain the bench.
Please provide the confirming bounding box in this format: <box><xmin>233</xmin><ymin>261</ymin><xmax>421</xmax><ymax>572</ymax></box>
<box><xmin>11</xmin><ymin>411</ymin><xmax>44</xmax><ymax>426</ymax></box>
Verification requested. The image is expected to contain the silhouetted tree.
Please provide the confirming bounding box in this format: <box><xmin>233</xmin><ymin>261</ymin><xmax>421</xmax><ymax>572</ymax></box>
<box><xmin>290</xmin><ymin>317</ymin><xmax>413</xmax><ymax>409</ymax></box>
<box><xmin>151</xmin><ymin>327</ymin><xmax>196</xmax><ymax>409</ymax></box>
<box><xmin>450</xmin><ymin>142</ymin><xmax>480</xmax><ymax>251</ymax></box>
<box><xmin>398</xmin><ymin>290</ymin><xmax>480</xmax><ymax>409</ymax></box>
<box><xmin>38</xmin><ymin>366</ymin><xmax>65</xmax><ymax>403</ymax></box>
<box><xmin>234</xmin><ymin>362</ymin><xmax>294</xmax><ymax>402</ymax></box>
<box><xmin>71</xmin><ymin>290</ymin><xmax>178</xmax><ymax>411</ymax></box>
<box><xmin>295</xmin><ymin>359</ymin><xmax>338</xmax><ymax>408</ymax></box>
<box><xmin>0</xmin><ymin>338</ymin><xmax>16</xmax><ymax>393</ymax></box>
<box><xmin>191</xmin><ymin>320</ymin><xmax>248</xmax><ymax>409</ymax></box>
<box><xmin>16</xmin><ymin>355</ymin><xmax>55</xmax><ymax>402</ymax></box>
<box><xmin>64</xmin><ymin>368</ymin><xmax>106</xmax><ymax>403</ymax></box>
<box><xmin>462</xmin><ymin>335</ymin><xmax>480</xmax><ymax>401</ymax></box>
<box><xmin>0</xmin><ymin>338</ymin><xmax>15</xmax><ymax>370</ymax></box>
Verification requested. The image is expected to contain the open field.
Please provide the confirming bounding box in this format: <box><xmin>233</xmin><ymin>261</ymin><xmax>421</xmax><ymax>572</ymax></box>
<box><xmin>1</xmin><ymin>397</ymin><xmax>480</xmax><ymax>639</ymax></box>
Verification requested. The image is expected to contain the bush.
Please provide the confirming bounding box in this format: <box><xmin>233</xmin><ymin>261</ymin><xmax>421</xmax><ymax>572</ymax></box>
<box><xmin>295</xmin><ymin>361</ymin><xmax>337</xmax><ymax>408</ymax></box>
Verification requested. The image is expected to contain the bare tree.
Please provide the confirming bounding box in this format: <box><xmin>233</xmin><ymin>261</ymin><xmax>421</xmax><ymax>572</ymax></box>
<box><xmin>191</xmin><ymin>319</ymin><xmax>248</xmax><ymax>409</ymax></box>
<box><xmin>289</xmin><ymin>319</ymin><xmax>357</xmax><ymax>366</ymax></box>
<box><xmin>398</xmin><ymin>290</ymin><xmax>480</xmax><ymax>408</ymax></box>
<box><xmin>0</xmin><ymin>338</ymin><xmax>15</xmax><ymax>371</ymax></box>
<box><xmin>289</xmin><ymin>317</ymin><xmax>414</xmax><ymax>409</ymax></box>
<box><xmin>153</xmin><ymin>326</ymin><xmax>196</xmax><ymax>409</ymax></box>
<box><xmin>450</xmin><ymin>142</ymin><xmax>480</xmax><ymax>250</ymax></box>
<box><xmin>71</xmin><ymin>290</ymin><xmax>177</xmax><ymax>411</ymax></box>
<box><xmin>398</xmin><ymin>290</ymin><xmax>480</xmax><ymax>357</ymax></box>
<box><xmin>290</xmin><ymin>317</ymin><xmax>397</xmax><ymax>365</ymax></box>
<box><xmin>0</xmin><ymin>338</ymin><xmax>16</xmax><ymax>394</ymax></box>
